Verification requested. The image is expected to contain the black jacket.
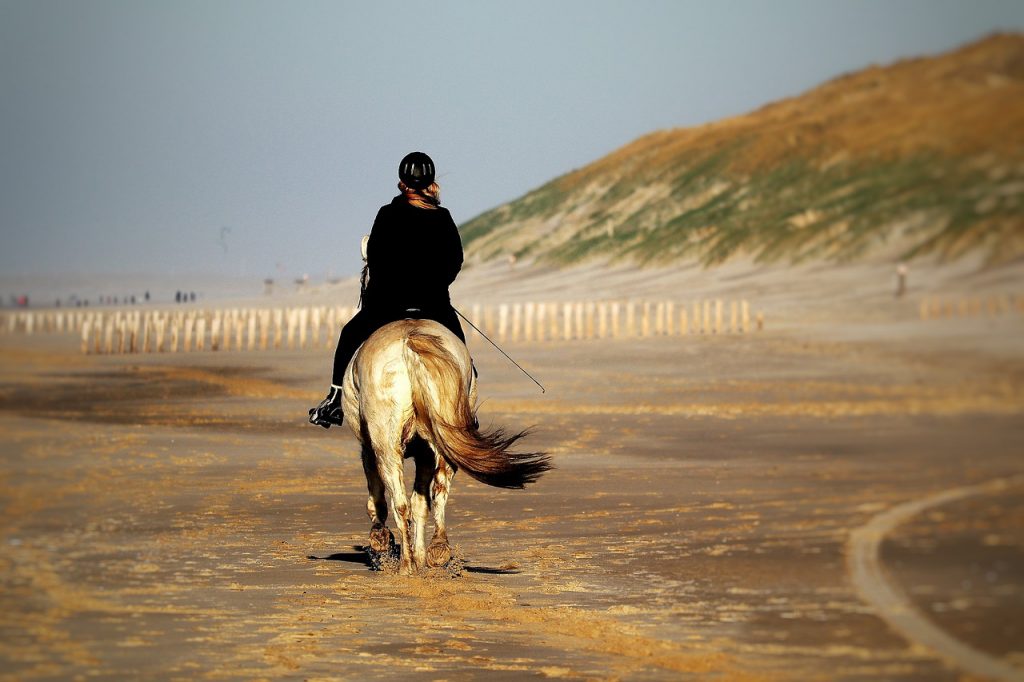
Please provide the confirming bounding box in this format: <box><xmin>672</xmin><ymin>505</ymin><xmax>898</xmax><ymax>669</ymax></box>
<box><xmin>362</xmin><ymin>196</ymin><xmax>464</xmax><ymax>311</ymax></box>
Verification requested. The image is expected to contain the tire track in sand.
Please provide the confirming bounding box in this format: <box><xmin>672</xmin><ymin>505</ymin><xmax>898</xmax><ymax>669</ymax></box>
<box><xmin>848</xmin><ymin>476</ymin><xmax>1024</xmax><ymax>682</ymax></box>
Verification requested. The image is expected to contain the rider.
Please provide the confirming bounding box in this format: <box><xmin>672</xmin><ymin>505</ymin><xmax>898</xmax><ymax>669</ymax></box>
<box><xmin>309</xmin><ymin>152</ymin><xmax>467</xmax><ymax>428</ymax></box>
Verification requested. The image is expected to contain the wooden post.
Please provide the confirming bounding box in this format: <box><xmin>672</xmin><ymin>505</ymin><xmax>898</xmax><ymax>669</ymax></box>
<box><xmin>524</xmin><ymin>302</ymin><xmax>534</xmax><ymax>342</ymax></box>
<box><xmin>218</xmin><ymin>311</ymin><xmax>227</xmax><ymax>350</ymax></box>
<box><xmin>273</xmin><ymin>309</ymin><xmax>283</xmax><ymax>350</ymax></box>
<box><xmin>325</xmin><ymin>306</ymin><xmax>336</xmax><ymax>342</ymax></box>
<box><xmin>81</xmin><ymin>320</ymin><xmax>92</xmax><ymax>354</ymax></box>
<box><xmin>498</xmin><ymin>304</ymin><xmax>509</xmax><ymax>343</ymax></box>
<box><xmin>235</xmin><ymin>311</ymin><xmax>245</xmax><ymax>350</ymax></box>
<box><xmin>298</xmin><ymin>308</ymin><xmax>309</xmax><ymax>349</ymax></box>
<box><xmin>715</xmin><ymin>300</ymin><xmax>723</xmax><ymax>335</ymax></box>
<box><xmin>116</xmin><ymin>316</ymin><xmax>126</xmax><ymax>354</ymax></box>
<box><xmin>211</xmin><ymin>316</ymin><xmax>221</xmax><ymax>351</ymax></box>
<box><xmin>183</xmin><ymin>316</ymin><xmax>194</xmax><ymax>352</ymax></box>
<box><xmin>641</xmin><ymin>302</ymin><xmax>651</xmax><ymax>337</ymax></box>
<box><xmin>730</xmin><ymin>301</ymin><xmax>738</xmax><ymax>334</ymax></box>
<box><xmin>142</xmin><ymin>314</ymin><xmax>152</xmax><ymax>353</ymax></box>
<box><xmin>536</xmin><ymin>303</ymin><xmax>546</xmax><ymax>342</ymax></box>
<box><xmin>283</xmin><ymin>309</ymin><xmax>293</xmax><ymax>349</ymax></box>
<box><xmin>196</xmin><ymin>318</ymin><xmax>206</xmax><ymax>352</ymax></box>
<box><xmin>226</xmin><ymin>312</ymin><xmax>236</xmax><ymax>351</ymax></box>
<box><xmin>598</xmin><ymin>303</ymin><xmax>608</xmax><ymax>339</ymax></box>
<box><xmin>680</xmin><ymin>308</ymin><xmax>688</xmax><ymax>335</ymax></box>
<box><xmin>247</xmin><ymin>313</ymin><xmax>256</xmax><ymax>351</ymax></box>
<box><xmin>625</xmin><ymin>301</ymin><xmax>636</xmax><ymax>338</ymax></box>
<box><xmin>155</xmin><ymin>317</ymin><xmax>165</xmax><ymax>353</ymax></box>
<box><xmin>574</xmin><ymin>302</ymin><xmax>585</xmax><ymax>340</ymax></box>
<box><xmin>665</xmin><ymin>301</ymin><xmax>675</xmax><ymax>336</ymax></box>
<box><xmin>701</xmin><ymin>300</ymin><xmax>710</xmax><ymax>334</ymax></box>
<box><xmin>259</xmin><ymin>310</ymin><xmax>270</xmax><ymax>350</ymax></box>
<box><xmin>742</xmin><ymin>300</ymin><xmax>750</xmax><ymax>333</ymax></box>
<box><xmin>311</xmin><ymin>307</ymin><xmax>321</xmax><ymax>348</ymax></box>
<box><xmin>756</xmin><ymin>311</ymin><xmax>764</xmax><ymax>331</ymax></box>
<box><xmin>562</xmin><ymin>303</ymin><xmax>572</xmax><ymax>340</ymax></box>
<box><xmin>169</xmin><ymin>317</ymin><xmax>180</xmax><ymax>353</ymax></box>
<box><xmin>129</xmin><ymin>314</ymin><xmax>139</xmax><ymax>353</ymax></box>
<box><xmin>233</xmin><ymin>309</ymin><xmax>242</xmax><ymax>348</ymax></box>
<box><xmin>511</xmin><ymin>303</ymin><xmax>521</xmax><ymax>342</ymax></box>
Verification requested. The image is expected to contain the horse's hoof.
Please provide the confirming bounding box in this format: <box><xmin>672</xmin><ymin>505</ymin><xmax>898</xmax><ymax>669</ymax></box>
<box><xmin>426</xmin><ymin>541</ymin><xmax>452</xmax><ymax>568</ymax></box>
<box><xmin>369</xmin><ymin>525</ymin><xmax>394</xmax><ymax>553</ymax></box>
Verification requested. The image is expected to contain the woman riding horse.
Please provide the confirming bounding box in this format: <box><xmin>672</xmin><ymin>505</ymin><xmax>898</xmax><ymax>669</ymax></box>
<box><xmin>309</xmin><ymin>152</ymin><xmax>467</xmax><ymax>428</ymax></box>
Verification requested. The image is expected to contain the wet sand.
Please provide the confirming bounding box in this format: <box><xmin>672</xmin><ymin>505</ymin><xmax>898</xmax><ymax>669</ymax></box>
<box><xmin>0</xmin><ymin>319</ymin><xmax>1022</xmax><ymax>680</ymax></box>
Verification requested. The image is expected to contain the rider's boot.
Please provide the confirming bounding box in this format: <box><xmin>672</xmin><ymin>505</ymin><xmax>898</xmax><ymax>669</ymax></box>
<box><xmin>309</xmin><ymin>385</ymin><xmax>344</xmax><ymax>428</ymax></box>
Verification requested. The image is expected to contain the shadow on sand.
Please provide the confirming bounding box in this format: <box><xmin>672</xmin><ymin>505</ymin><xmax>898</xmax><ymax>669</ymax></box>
<box><xmin>307</xmin><ymin>546</ymin><xmax>521</xmax><ymax>575</ymax></box>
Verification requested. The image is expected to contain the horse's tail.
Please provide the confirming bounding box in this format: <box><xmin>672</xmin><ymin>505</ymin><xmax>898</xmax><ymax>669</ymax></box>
<box><xmin>404</xmin><ymin>330</ymin><xmax>551</xmax><ymax>489</ymax></box>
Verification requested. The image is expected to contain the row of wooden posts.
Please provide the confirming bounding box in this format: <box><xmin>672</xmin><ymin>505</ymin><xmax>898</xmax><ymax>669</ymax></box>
<box><xmin>918</xmin><ymin>294</ymin><xmax>1024</xmax><ymax>320</ymax></box>
<box><xmin>0</xmin><ymin>300</ymin><xmax>764</xmax><ymax>355</ymax></box>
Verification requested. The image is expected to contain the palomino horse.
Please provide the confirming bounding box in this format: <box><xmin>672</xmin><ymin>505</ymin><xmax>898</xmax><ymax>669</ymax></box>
<box><xmin>341</xmin><ymin>318</ymin><xmax>551</xmax><ymax>574</ymax></box>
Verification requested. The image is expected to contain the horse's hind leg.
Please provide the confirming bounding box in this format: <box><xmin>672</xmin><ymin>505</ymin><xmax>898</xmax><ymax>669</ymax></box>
<box><xmin>376</xmin><ymin>441</ymin><xmax>414</xmax><ymax>575</ymax></box>
<box><xmin>426</xmin><ymin>459</ymin><xmax>455</xmax><ymax>568</ymax></box>
<box><xmin>360</xmin><ymin>444</ymin><xmax>392</xmax><ymax>553</ymax></box>
<box><xmin>410</xmin><ymin>441</ymin><xmax>434</xmax><ymax>570</ymax></box>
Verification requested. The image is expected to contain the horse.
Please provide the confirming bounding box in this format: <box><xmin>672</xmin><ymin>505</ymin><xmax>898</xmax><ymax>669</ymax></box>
<box><xmin>341</xmin><ymin>318</ymin><xmax>551</xmax><ymax>574</ymax></box>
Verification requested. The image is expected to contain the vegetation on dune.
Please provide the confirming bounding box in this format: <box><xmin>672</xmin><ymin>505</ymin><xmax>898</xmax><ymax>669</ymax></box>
<box><xmin>459</xmin><ymin>34</ymin><xmax>1024</xmax><ymax>268</ymax></box>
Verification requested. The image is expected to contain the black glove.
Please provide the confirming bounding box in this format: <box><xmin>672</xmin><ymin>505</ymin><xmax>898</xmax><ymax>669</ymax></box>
<box><xmin>308</xmin><ymin>385</ymin><xmax>344</xmax><ymax>428</ymax></box>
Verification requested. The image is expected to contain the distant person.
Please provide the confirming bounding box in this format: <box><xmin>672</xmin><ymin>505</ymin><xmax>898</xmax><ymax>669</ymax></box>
<box><xmin>309</xmin><ymin>152</ymin><xmax>466</xmax><ymax>428</ymax></box>
<box><xmin>144</xmin><ymin>291</ymin><xmax>150</xmax><ymax>302</ymax></box>
<box><xmin>175</xmin><ymin>291</ymin><xmax>182</xmax><ymax>303</ymax></box>
<box><xmin>190</xmin><ymin>292</ymin><xmax>196</xmax><ymax>302</ymax></box>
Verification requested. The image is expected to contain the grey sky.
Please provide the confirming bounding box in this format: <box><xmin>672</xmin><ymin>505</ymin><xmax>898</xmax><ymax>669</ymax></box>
<box><xmin>1</xmin><ymin>0</ymin><xmax>1022</xmax><ymax>282</ymax></box>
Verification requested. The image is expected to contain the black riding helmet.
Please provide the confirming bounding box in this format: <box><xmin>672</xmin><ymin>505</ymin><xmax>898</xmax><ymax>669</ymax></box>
<box><xmin>399</xmin><ymin>152</ymin><xmax>435</xmax><ymax>190</ymax></box>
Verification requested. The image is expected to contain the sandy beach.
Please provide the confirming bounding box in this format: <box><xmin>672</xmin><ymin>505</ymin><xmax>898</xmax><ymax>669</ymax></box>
<box><xmin>0</xmin><ymin>278</ymin><xmax>1022</xmax><ymax>680</ymax></box>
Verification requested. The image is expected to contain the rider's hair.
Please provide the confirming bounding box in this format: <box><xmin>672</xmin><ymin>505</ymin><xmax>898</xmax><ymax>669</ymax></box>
<box><xmin>398</xmin><ymin>180</ymin><xmax>441</xmax><ymax>210</ymax></box>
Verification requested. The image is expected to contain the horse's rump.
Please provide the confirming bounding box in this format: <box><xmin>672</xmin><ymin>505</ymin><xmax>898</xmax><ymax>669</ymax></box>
<box><xmin>402</xmin><ymin>328</ymin><xmax>550</xmax><ymax>488</ymax></box>
<box><xmin>346</xmin><ymin>319</ymin><xmax>550</xmax><ymax>489</ymax></box>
